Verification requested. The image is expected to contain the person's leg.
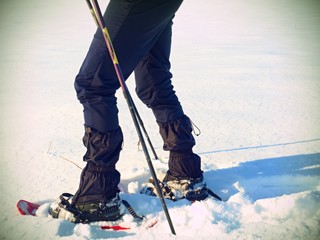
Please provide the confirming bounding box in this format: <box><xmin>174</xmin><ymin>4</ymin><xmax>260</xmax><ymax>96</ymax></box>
<box><xmin>134</xmin><ymin>20</ymin><xmax>203</xmax><ymax>181</ymax></box>
<box><xmin>71</xmin><ymin>127</ymin><xmax>123</xmax><ymax>204</ymax></box>
<box><xmin>75</xmin><ymin>0</ymin><xmax>183</xmax><ymax>133</ymax></box>
<box><xmin>56</xmin><ymin>0</ymin><xmax>184</xmax><ymax>221</ymax></box>
<box><xmin>135</xmin><ymin>13</ymin><xmax>210</xmax><ymax>201</ymax></box>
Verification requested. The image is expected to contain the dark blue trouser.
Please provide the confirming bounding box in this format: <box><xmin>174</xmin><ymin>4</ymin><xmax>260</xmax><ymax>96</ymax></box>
<box><xmin>75</xmin><ymin>0</ymin><xmax>184</xmax><ymax>133</ymax></box>
<box><xmin>72</xmin><ymin>0</ymin><xmax>202</xmax><ymax>204</ymax></box>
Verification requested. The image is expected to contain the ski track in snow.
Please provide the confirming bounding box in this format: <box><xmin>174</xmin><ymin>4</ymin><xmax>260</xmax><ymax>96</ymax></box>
<box><xmin>1</xmin><ymin>0</ymin><xmax>320</xmax><ymax>239</ymax></box>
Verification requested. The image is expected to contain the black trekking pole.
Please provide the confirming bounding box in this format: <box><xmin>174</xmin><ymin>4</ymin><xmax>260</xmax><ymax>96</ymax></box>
<box><xmin>129</xmin><ymin>93</ymin><xmax>159</xmax><ymax>160</ymax></box>
<box><xmin>86</xmin><ymin>0</ymin><xmax>175</xmax><ymax>235</ymax></box>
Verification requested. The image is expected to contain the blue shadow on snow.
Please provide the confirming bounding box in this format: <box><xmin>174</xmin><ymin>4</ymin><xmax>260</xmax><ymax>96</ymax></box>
<box><xmin>204</xmin><ymin>153</ymin><xmax>320</xmax><ymax>202</ymax></box>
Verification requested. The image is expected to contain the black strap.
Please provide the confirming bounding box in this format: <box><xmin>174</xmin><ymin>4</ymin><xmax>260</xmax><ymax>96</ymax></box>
<box><xmin>147</xmin><ymin>179</ymin><xmax>223</xmax><ymax>202</ymax></box>
<box><xmin>59</xmin><ymin>193</ymin><xmax>88</xmax><ymax>223</ymax></box>
<box><xmin>206</xmin><ymin>188</ymin><xmax>222</xmax><ymax>201</ymax></box>
<box><xmin>149</xmin><ymin>178</ymin><xmax>176</xmax><ymax>201</ymax></box>
<box><xmin>122</xmin><ymin>200</ymin><xmax>144</xmax><ymax>221</ymax></box>
<box><xmin>58</xmin><ymin>193</ymin><xmax>144</xmax><ymax>223</ymax></box>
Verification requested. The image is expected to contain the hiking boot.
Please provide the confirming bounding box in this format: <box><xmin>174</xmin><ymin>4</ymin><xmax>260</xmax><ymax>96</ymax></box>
<box><xmin>49</xmin><ymin>193</ymin><xmax>125</xmax><ymax>223</ymax></box>
<box><xmin>141</xmin><ymin>175</ymin><xmax>210</xmax><ymax>202</ymax></box>
<box><xmin>164</xmin><ymin>176</ymin><xmax>209</xmax><ymax>201</ymax></box>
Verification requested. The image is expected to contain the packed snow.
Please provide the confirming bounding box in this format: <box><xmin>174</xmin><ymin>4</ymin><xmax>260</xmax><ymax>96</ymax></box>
<box><xmin>1</xmin><ymin>0</ymin><xmax>320</xmax><ymax>239</ymax></box>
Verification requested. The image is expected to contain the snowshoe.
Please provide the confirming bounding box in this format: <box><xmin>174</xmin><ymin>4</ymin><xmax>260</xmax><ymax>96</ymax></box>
<box><xmin>141</xmin><ymin>175</ymin><xmax>222</xmax><ymax>202</ymax></box>
<box><xmin>49</xmin><ymin>193</ymin><xmax>125</xmax><ymax>223</ymax></box>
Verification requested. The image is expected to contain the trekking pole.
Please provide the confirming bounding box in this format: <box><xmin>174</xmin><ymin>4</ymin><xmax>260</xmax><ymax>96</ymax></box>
<box><xmin>86</xmin><ymin>0</ymin><xmax>176</xmax><ymax>235</ymax></box>
<box><xmin>85</xmin><ymin>0</ymin><xmax>159</xmax><ymax>161</ymax></box>
<box><xmin>128</xmin><ymin>93</ymin><xmax>159</xmax><ymax>160</ymax></box>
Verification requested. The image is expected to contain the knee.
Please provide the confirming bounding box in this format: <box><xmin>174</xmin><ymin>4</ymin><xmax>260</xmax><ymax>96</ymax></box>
<box><xmin>135</xmin><ymin>86</ymin><xmax>156</xmax><ymax>108</ymax></box>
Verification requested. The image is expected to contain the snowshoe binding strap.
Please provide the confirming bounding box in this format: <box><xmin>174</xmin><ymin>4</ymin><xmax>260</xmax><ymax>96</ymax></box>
<box><xmin>58</xmin><ymin>193</ymin><xmax>89</xmax><ymax>223</ymax></box>
<box><xmin>148</xmin><ymin>178</ymin><xmax>176</xmax><ymax>200</ymax></box>
<box><xmin>121</xmin><ymin>199</ymin><xmax>144</xmax><ymax>221</ymax></box>
<box><xmin>206</xmin><ymin>188</ymin><xmax>222</xmax><ymax>201</ymax></box>
<box><xmin>50</xmin><ymin>193</ymin><xmax>144</xmax><ymax>223</ymax></box>
<box><xmin>144</xmin><ymin>178</ymin><xmax>222</xmax><ymax>202</ymax></box>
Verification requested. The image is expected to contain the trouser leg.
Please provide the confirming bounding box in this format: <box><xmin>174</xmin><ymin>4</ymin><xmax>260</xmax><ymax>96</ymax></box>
<box><xmin>159</xmin><ymin>116</ymin><xmax>202</xmax><ymax>180</ymax></box>
<box><xmin>74</xmin><ymin>0</ymin><xmax>183</xmax><ymax>133</ymax></box>
<box><xmin>72</xmin><ymin>127</ymin><xmax>123</xmax><ymax>204</ymax></box>
<box><xmin>134</xmin><ymin>21</ymin><xmax>202</xmax><ymax>180</ymax></box>
<box><xmin>73</xmin><ymin>0</ymin><xmax>183</xmax><ymax>204</ymax></box>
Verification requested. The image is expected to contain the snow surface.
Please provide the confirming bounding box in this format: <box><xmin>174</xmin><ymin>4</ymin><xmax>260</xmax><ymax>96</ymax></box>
<box><xmin>1</xmin><ymin>0</ymin><xmax>320</xmax><ymax>239</ymax></box>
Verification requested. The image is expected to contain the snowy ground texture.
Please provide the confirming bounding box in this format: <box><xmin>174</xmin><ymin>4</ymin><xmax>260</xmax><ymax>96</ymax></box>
<box><xmin>1</xmin><ymin>0</ymin><xmax>320</xmax><ymax>239</ymax></box>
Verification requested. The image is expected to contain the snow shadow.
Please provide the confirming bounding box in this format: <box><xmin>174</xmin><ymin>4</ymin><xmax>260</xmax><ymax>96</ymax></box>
<box><xmin>205</xmin><ymin>153</ymin><xmax>320</xmax><ymax>202</ymax></box>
